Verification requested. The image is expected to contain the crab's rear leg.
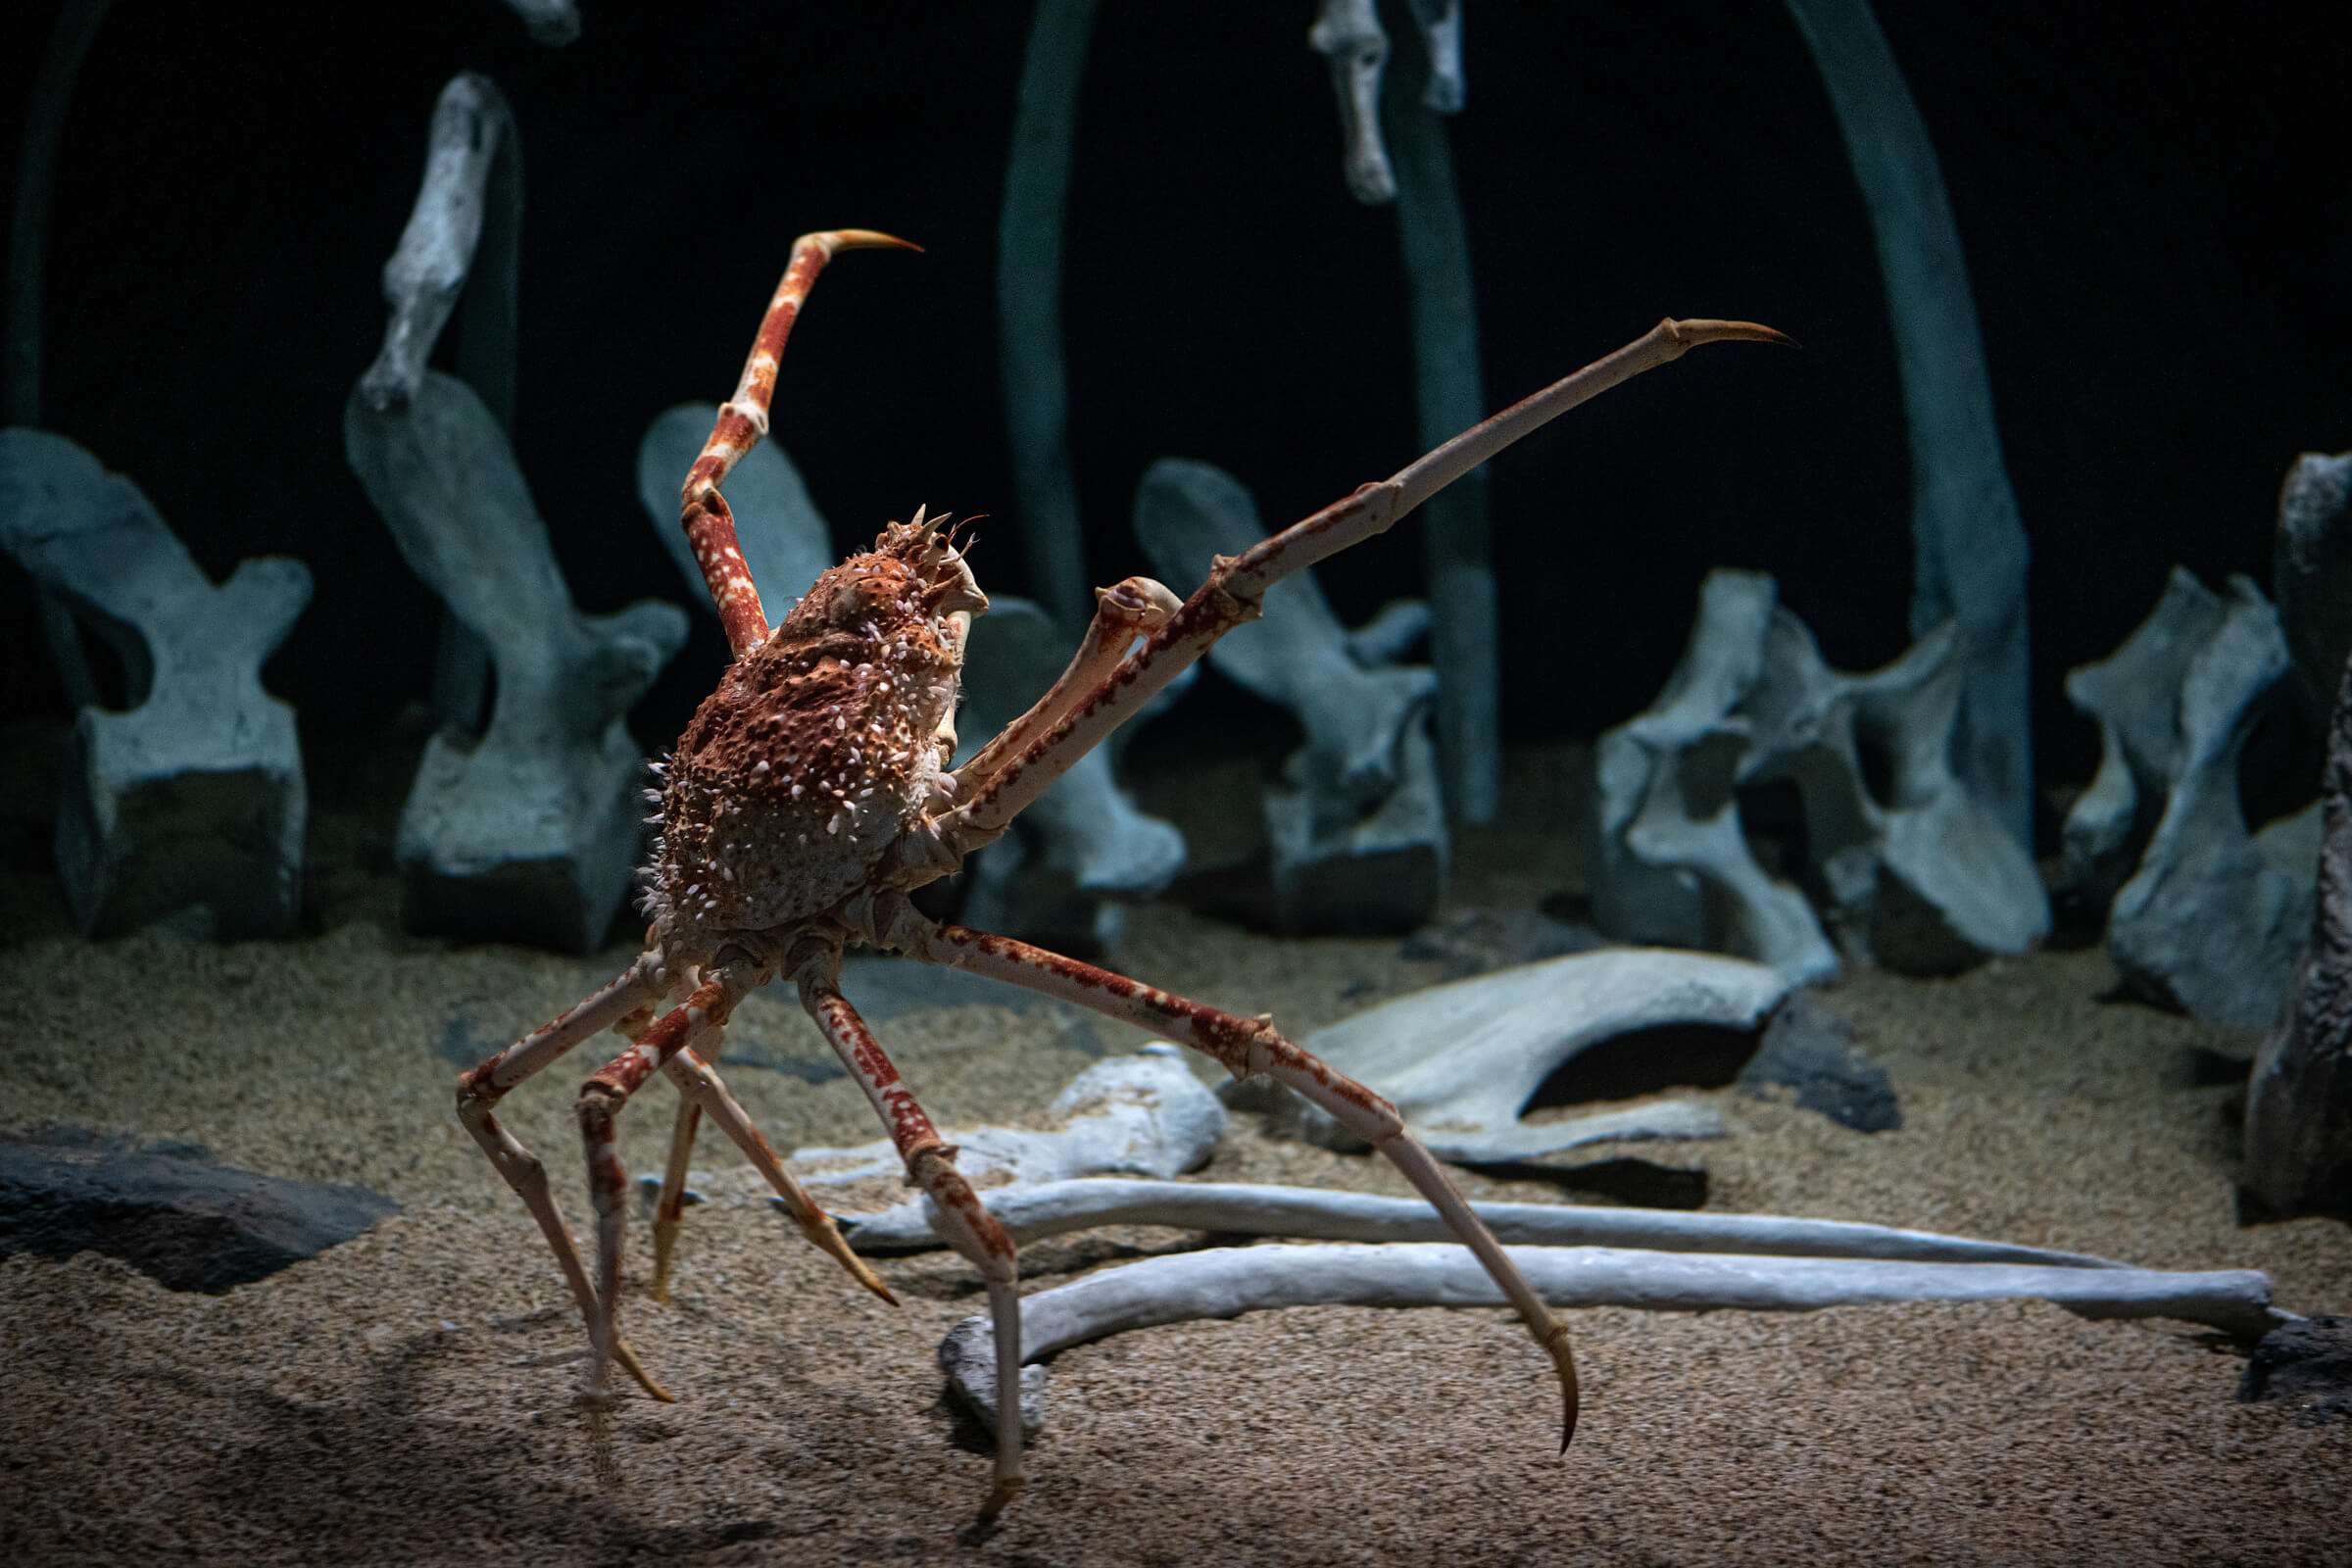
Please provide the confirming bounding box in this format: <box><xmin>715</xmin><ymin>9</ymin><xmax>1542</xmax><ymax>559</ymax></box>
<box><xmin>681</xmin><ymin>228</ymin><xmax>920</xmax><ymax>658</ymax></box>
<box><xmin>889</xmin><ymin>912</ymin><xmax>1580</xmax><ymax>1448</ymax></box>
<box><xmin>788</xmin><ymin>944</ymin><xmax>1028</xmax><ymax>1524</ymax></box>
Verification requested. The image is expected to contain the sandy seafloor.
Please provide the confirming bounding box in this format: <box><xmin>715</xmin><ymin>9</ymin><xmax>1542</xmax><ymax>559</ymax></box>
<box><xmin>1</xmin><ymin>734</ymin><xmax>2347</xmax><ymax>1567</ymax></box>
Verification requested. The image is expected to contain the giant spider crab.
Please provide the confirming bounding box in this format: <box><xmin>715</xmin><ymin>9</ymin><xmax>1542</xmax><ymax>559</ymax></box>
<box><xmin>454</xmin><ymin>229</ymin><xmax>1786</xmax><ymax>1520</ymax></box>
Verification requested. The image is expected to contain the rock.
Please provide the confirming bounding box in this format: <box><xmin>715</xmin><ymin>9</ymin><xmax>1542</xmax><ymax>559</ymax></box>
<box><xmin>1739</xmin><ymin>993</ymin><xmax>1901</xmax><ymax>1133</ymax></box>
<box><xmin>345</xmin><ymin>373</ymin><xmax>687</xmax><ymax>952</ymax></box>
<box><xmin>2272</xmin><ymin>450</ymin><xmax>2352</xmax><ymax>729</ymax></box>
<box><xmin>2107</xmin><ymin>577</ymin><xmax>2313</xmax><ymax>1029</ymax></box>
<box><xmin>2243</xmin><ymin>648</ymin><xmax>2352</xmax><ymax>1221</ymax></box>
<box><xmin>1397</xmin><ymin>905</ymin><xmax>1605</xmax><ymax>980</ymax></box>
<box><xmin>1232</xmin><ymin>947</ymin><xmax>1788</xmax><ymax>1163</ymax></box>
<box><xmin>792</xmin><ymin>1048</ymin><xmax>1226</xmax><ymax>1208</ymax></box>
<box><xmin>2238</xmin><ymin>1314</ymin><xmax>2352</xmax><ymax>1423</ymax></box>
<box><xmin>0</xmin><ymin>1127</ymin><xmax>397</xmax><ymax>1293</ymax></box>
<box><xmin>0</xmin><ymin>428</ymin><xmax>310</xmax><ymax>938</ymax></box>
<box><xmin>1134</xmin><ymin>457</ymin><xmax>1446</xmax><ymax>932</ymax></box>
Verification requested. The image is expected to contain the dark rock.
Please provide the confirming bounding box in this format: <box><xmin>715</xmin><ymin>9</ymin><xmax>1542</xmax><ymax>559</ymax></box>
<box><xmin>0</xmin><ymin>1126</ymin><xmax>398</xmax><ymax>1293</ymax></box>
<box><xmin>1398</xmin><ymin>906</ymin><xmax>1605</xmax><ymax>979</ymax></box>
<box><xmin>2239</xmin><ymin>1314</ymin><xmax>2352</xmax><ymax>1423</ymax></box>
<box><xmin>1739</xmin><ymin>994</ymin><xmax>1902</xmax><ymax>1133</ymax></box>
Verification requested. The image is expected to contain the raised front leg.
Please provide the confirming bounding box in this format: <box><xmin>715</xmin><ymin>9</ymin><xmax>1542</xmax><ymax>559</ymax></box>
<box><xmin>892</xmin><ymin>914</ymin><xmax>1582</xmax><ymax>1449</ymax></box>
<box><xmin>681</xmin><ymin>228</ymin><xmax>920</xmax><ymax>657</ymax></box>
<box><xmin>935</xmin><ymin>316</ymin><xmax>1789</xmax><ymax>842</ymax></box>
<box><xmin>789</xmin><ymin>944</ymin><xmax>1027</xmax><ymax>1524</ymax></box>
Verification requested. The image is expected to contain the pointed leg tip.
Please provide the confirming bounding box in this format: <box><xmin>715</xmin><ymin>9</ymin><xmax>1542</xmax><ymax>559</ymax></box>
<box><xmin>824</xmin><ymin>228</ymin><xmax>924</xmax><ymax>255</ymax></box>
<box><xmin>977</xmin><ymin>1476</ymin><xmax>1024</xmax><ymax>1525</ymax></box>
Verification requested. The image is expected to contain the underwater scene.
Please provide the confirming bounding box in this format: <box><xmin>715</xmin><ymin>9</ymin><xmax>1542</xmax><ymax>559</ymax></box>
<box><xmin>2</xmin><ymin>2</ymin><xmax>2348</xmax><ymax>1563</ymax></box>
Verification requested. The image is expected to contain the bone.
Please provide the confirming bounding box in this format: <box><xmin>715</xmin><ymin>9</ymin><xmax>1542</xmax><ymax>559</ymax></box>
<box><xmin>1308</xmin><ymin>0</ymin><xmax>1395</xmax><ymax>204</ymax></box>
<box><xmin>1134</xmin><ymin>457</ymin><xmax>1446</xmax><ymax>931</ymax></box>
<box><xmin>1592</xmin><ymin>569</ymin><xmax>2047</xmax><ymax>978</ymax></box>
<box><xmin>786</xmin><ymin>1048</ymin><xmax>1226</xmax><ymax>1193</ymax></box>
<box><xmin>1589</xmin><ymin>572</ymin><xmax>1841</xmax><ymax>983</ymax></box>
<box><xmin>1740</xmin><ymin>591</ymin><xmax>2048</xmax><ymax>972</ymax></box>
<box><xmin>998</xmin><ymin>0</ymin><xmax>1101</xmax><ymax>628</ymax></box>
<box><xmin>497</xmin><ymin>0</ymin><xmax>579</xmax><ymax>45</ymax></box>
<box><xmin>1231</xmin><ymin>947</ymin><xmax>1784</xmax><ymax>1161</ymax></box>
<box><xmin>1786</xmin><ymin>0</ymin><xmax>2035</xmax><ymax>849</ymax></box>
<box><xmin>356</xmin><ymin>74</ymin><xmax>518</xmax><ymax>420</ymax></box>
<box><xmin>345</xmin><ymin>372</ymin><xmax>686</xmax><ymax>952</ymax></box>
<box><xmin>2106</xmin><ymin>575</ymin><xmax>2317</xmax><ymax>1030</ymax></box>
<box><xmin>0</xmin><ymin>428</ymin><xmax>310</xmax><ymax>937</ymax></box>
<box><xmin>354</xmin><ymin>74</ymin><xmax>523</xmax><ymax>739</ymax></box>
<box><xmin>942</xmin><ymin>1245</ymin><xmax>2284</xmax><ymax>1429</ymax></box>
<box><xmin>841</xmin><ymin>1176</ymin><xmax>2124</xmax><ymax>1268</ymax></box>
<box><xmin>1405</xmin><ymin>0</ymin><xmax>1466</xmax><ymax>112</ymax></box>
<box><xmin>2060</xmin><ymin>567</ymin><xmax>2232</xmax><ymax>916</ymax></box>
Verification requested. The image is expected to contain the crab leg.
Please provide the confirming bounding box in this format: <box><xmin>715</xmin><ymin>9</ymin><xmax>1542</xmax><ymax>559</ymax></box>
<box><xmin>682</xmin><ymin>227</ymin><xmax>921</xmax><ymax>658</ymax></box>
<box><xmin>575</xmin><ymin>955</ymin><xmax>761</xmax><ymax>1396</ymax></box>
<box><xmin>939</xmin><ymin>316</ymin><xmax>1789</xmax><ymax>842</ymax></box>
<box><xmin>951</xmin><ymin>574</ymin><xmax>1182</xmax><ymax>804</ymax></box>
<box><xmin>647</xmin><ymin>1025</ymin><xmax>720</xmax><ymax>1302</ymax></box>
<box><xmin>789</xmin><ymin>946</ymin><xmax>1027</xmax><ymax>1524</ymax></box>
<box><xmin>656</xmin><ymin>1042</ymin><xmax>895</xmax><ymax>1305</ymax></box>
<box><xmin>456</xmin><ymin>947</ymin><xmax>675</xmax><ymax>1399</ymax></box>
<box><xmin>892</xmin><ymin>914</ymin><xmax>1583</xmax><ymax>1449</ymax></box>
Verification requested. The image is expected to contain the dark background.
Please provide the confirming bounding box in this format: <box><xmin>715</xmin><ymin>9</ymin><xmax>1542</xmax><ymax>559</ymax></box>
<box><xmin>5</xmin><ymin>0</ymin><xmax>2348</xmax><ymax>799</ymax></box>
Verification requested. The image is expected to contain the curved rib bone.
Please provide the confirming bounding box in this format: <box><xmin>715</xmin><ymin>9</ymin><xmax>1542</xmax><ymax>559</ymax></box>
<box><xmin>841</xmin><ymin>1177</ymin><xmax>2125</xmax><ymax>1270</ymax></box>
<box><xmin>941</xmin><ymin>1243</ymin><xmax>2284</xmax><ymax>1427</ymax></box>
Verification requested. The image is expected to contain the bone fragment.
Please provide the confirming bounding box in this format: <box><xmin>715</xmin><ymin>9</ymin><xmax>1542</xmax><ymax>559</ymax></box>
<box><xmin>345</xmin><ymin>372</ymin><xmax>686</xmax><ymax>952</ymax></box>
<box><xmin>1134</xmin><ymin>458</ymin><xmax>1445</xmax><ymax>930</ymax></box>
<box><xmin>786</xmin><ymin>1049</ymin><xmax>1225</xmax><ymax>1192</ymax></box>
<box><xmin>0</xmin><ymin>429</ymin><xmax>310</xmax><ymax>937</ymax></box>
<box><xmin>1233</xmin><ymin>947</ymin><xmax>1780</xmax><ymax>1159</ymax></box>
<box><xmin>1787</xmin><ymin>0</ymin><xmax>2034</xmax><ymax>847</ymax></box>
<box><xmin>2105</xmin><ymin>576</ymin><xmax>2315</xmax><ymax>1029</ymax></box>
<box><xmin>942</xmin><ymin>1244</ymin><xmax>2284</xmax><ymax>1428</ymax></box>
<box><xmin>842</xmin><ymin>1176</ymin><xmax>2124</xmax><ymax>1268</ymax></box>
<box><xmin>356</xmin><ymin>74</ymin><xmax>519</xmax><ymax>419</ymax></box>
<box><xmin>1590</xmin><ymin>572</ymin><xmax>1840</xmax><ymax>983</ymax></box>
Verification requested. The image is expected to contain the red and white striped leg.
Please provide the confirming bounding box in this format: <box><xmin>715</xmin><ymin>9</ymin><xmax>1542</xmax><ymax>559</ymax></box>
<box><xmin>936</xmin><ymin>316</ymin><xmax>1790</xmax><ymax>844</ymax></box>
<box><xmin>950</xmin><ymin>574</ymin><xmax>1182</xmax><ymax>807</ymax></box>
<box><xmin>789</xmin><ymin>946</ymin><xmax>1027</xmax><ymax>1524</ymax></box>
<box><xmin>681</xmin><ymin>227</ymin><xmax>921</xmax><ymax>658</ymax></box>
<box><xmin>897</xmin><ymin>918</ymin><xmax>1582</xmax><ymax>1448</ymax></box>
<box><xmin>575</xmin><ymin>956</ymin><xmax>762</xmax><ymax>1397</ymax></box>
<box><xmin>456</xmin><ymin>947</ymin><xmax>677</xmax><ymax>1399</ymax></box>
<box><xmin>656</xmin><ymin>1040</ymin><xmax>897</xmax><ymax>1305</ymax></box>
